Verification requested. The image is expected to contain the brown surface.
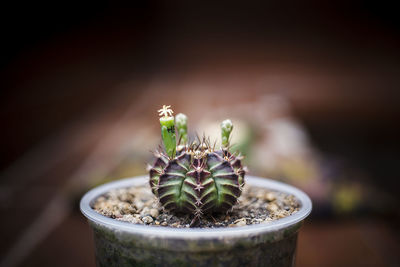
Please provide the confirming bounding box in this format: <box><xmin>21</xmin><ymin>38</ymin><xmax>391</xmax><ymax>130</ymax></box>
<box><xmin>21</xmin><ymin>213</ymin><xmax>95</xmax><ymax>267</ymax></box>
<box><xmin>298</xmin><ymin>220</ymin><xmax>400</xmax><ymax>266</ymax></box>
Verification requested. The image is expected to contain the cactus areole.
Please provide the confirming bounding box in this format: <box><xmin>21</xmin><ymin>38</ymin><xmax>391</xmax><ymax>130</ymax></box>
<box><xmin>149</xmin><ymin>105</ymin><xmax>246</xmax><ymax>218</ymax></box>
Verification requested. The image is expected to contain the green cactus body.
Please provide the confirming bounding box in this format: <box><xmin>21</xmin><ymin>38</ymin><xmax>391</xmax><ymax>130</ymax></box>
<box><xmin>160</xmin><ymin>116</ymin><xmax>176</xmax><ymax>158</ymax></box>
<box><xmin>150</xmin><ymin>105</ymin><xmax>246</xmax><ymax>217</ymax></box>
<box><xmin>150</xmin><ymin>147</ymin><xmax>245</xmax><ymax>215</ymax></box>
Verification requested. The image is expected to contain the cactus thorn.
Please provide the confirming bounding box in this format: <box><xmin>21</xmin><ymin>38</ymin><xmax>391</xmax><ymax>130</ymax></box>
<box><xmin>194</xmin><ymin>183</ymin><xmax>204</xmax><ymax>191</ymax></box>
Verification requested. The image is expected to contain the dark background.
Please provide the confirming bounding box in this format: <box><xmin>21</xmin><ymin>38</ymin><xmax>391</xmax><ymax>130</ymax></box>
<box><xmin>1</xmin><ymin>1</ymin><xmax>399</xmax><ymax>266</ymax></box>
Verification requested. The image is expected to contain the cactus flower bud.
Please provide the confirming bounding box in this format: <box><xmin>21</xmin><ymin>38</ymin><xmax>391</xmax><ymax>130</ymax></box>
<box><xmin>158</xmin><ymin>105</ymin><xmax>176</xmax><ymax>158</ymax></box>
<box><xmin>175</xmin><ymin>113</ymin><xmax>188</xmax><ymax>144</ymax></box>
<box><xmin>221</xmin><ymin>119</ymin><xmax>233</xmax><ymax>148</ymax></box>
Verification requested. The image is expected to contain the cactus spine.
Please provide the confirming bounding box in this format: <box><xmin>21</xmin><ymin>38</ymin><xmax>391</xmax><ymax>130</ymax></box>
<box><xmin>149</xmin><ymin>105</ymin><xmax>246</xmax><ymax>218</ymax></box>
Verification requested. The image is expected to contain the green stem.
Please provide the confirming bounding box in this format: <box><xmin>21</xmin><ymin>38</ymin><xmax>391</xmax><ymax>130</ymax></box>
<box><xmin>221</xmin><ymin>119</ymin><xmax>233</xmax><ymax>148</ymax></box>
<box><xmin>175</xmin><ymin>113</ymin><xmax>188</xmax><ymax>144</ymax></box>
<box><xmin>160</xmin><ymin>116</ymin><xmax>176</xmax><ymax>158</ymax></box>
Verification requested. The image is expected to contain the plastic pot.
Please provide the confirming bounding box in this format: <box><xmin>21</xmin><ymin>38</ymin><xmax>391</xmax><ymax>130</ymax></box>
<box><xmin>80</xmin><ymin>175</ymin><xmax>312</xmax><ymax>267</ymax></box>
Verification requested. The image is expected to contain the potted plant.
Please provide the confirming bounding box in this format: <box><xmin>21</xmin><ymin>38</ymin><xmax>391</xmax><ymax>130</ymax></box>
<box><xmin>80</xmin><ymin>105</ymin><xmax>312</xmax><ymax>267</ymax></box>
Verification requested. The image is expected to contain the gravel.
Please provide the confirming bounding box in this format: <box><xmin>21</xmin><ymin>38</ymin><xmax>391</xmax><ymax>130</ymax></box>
<box><xmin>92</xmin><ymin>183</ymin><xmax>300</xmax><ymax>228</ymax></box>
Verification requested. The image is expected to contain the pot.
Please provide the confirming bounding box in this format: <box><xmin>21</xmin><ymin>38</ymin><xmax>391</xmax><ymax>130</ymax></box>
<box><xmin>80</xmin><ymin>175</ymin><xmax>312</xmax><ymax>267</ymax></box>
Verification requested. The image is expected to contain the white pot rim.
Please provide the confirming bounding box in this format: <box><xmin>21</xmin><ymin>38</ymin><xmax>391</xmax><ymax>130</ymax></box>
<box><xmin>80</xmin><ymin>175</ymin><xmax>312</xmax><ymax>240</ymax></box>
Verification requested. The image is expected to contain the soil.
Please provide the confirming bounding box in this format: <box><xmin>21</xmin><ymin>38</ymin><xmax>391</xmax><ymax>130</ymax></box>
<box><xmin>92</xmin><ymin>183</ymin><xmax>300</xmax><ymax>228</ymax></box>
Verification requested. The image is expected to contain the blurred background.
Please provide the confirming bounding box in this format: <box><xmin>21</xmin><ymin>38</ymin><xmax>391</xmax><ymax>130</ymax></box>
<box><xmin>1</xmin><ymin>1</ymin><xmax>399</xmax><ymax>266</ymax></box>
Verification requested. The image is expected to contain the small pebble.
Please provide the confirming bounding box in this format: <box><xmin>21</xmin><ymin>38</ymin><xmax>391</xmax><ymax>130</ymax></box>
<box><xmin>232</xmin><ymin>218</ymin><xmax>247</xmax><ymax>227</ymax></box>
<box><xmin>135</xmin><ymin>201</ymin><xmax>144</xmax><ymax>210</ymax></box>
<box><xmin>267</xmin><ymin>203</ymin><xmax>278</xmax><ymax>212</ymax></box>
<box><xmin>265</xmin><ymin>192</ymin><xmax>276</xmax><ymax>202</ymax></box>
<box><xmin>140</xmin><ymin>207</ymin><xmax>150</xmax><ymax>216</ymax></box>
<box><xmin>142</xmin><ymin>216</ymin><xmax>154</xmax><ymax>224</ymax></box>
<box><xmin>149</xmin><ymin>209</ymin><xmax>159</xmax><ymax>218</ymax></box>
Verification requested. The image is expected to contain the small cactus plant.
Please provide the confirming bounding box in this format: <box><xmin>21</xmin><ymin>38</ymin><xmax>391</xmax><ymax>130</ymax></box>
<box><xmin>149</xmin><ymin>105</ymin><xmax>246</xmax><ymax>219</ymax></box>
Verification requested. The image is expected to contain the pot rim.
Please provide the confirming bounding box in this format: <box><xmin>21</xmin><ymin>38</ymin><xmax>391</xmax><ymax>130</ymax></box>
<box><xmin>80</xmin><ymin>175</ymin><xmax>312</xmax><ymax>239</ymax></box>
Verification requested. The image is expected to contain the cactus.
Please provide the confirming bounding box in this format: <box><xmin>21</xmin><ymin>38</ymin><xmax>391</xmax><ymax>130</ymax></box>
<box><xmin>149</xmin><ymin>105</ymin><xmax>246</xmax><ymax>219</ymax></box>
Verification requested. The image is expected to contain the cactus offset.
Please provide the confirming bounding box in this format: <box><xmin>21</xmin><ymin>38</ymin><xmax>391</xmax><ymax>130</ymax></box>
<box><xmin>149</xmin><ymin>106</ymin><xmax>246</xmax><ymax>217</ymax></box>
